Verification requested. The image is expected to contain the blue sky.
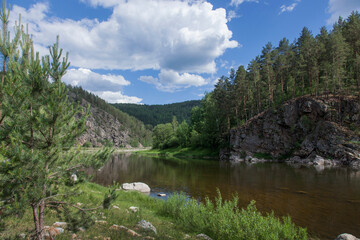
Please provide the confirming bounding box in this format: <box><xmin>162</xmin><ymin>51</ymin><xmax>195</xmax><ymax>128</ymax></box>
<box><xmin>5</xmin><ymin>0</ymin><xmax>360</xmax><ymax>104</ymax></box>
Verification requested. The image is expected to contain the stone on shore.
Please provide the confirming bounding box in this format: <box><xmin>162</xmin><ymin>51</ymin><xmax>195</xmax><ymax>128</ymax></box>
<box><xmin>137</xmin><ymin>220</ymin><xmax>157</xmax><ymax>234</ymax></box>
<box><xmin>335</xmin><ymin>233</ymin><xmax>359</xmax><ymax>240</ymax></box>
<box><xmin>121</xmin><ymin>182</ymin><xmax>151</xmax><ymax>193</ymax></box>
<box><xmin>129</xmin><ymin>206</ymin><xmax>139</xmax><ymax>213</ymax></box>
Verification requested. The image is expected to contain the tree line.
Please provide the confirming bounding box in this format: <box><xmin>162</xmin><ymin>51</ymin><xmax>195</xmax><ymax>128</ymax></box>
<box><xmin>112</xmin><ymin>100</ymin><xmax>200</xmax><ymax>127</ymax></box>
<box><xmin>152</xmin><ymin>11</ymin><xmax>360</xmax><ymax>150</ymax></box>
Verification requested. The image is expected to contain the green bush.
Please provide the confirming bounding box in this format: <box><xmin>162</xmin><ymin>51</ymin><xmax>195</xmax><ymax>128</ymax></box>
<box><xmin>160</xmin><ymin>192</ymin><xmax>307</xmax><ymax>240</ymax></box>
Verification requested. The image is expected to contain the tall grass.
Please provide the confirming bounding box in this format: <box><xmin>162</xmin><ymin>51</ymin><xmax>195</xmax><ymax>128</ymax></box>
<box><xmin>160</xmin><ymin>191</ymin><xmax>307</xmax><ymax>240</ymax></box>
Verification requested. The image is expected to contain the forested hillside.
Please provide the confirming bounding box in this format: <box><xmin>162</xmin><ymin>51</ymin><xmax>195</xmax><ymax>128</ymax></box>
<box><xmin>67</xmin><ymin>85</ymin><xmax>152</xmax><ymax>147</ymax></box>
<box><xmin>112</xmin><ymin>100</ymin><xmax>201</xmax><ymax>127</ymax></box>
<box><xmin>152</xmin><ymin>12</ymin><xmax>360</xmax><ymax>151</ymax></box>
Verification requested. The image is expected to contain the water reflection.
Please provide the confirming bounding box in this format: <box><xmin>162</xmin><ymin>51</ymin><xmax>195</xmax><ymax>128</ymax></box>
<box><xmin>90</xmin><ymin>153</ymin><xmax>360</xmax><ymax>239</ymax></box>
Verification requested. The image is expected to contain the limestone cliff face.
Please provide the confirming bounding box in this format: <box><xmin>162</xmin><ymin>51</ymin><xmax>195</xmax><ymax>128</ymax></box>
<box><xmin>69</xmin><ymin>92</ymin><xmax>132</xmax><ymax>148</ymax></box>
<box><xmin>229</xmin><ymin>96</ymin><xmax>360</xmax><ymax>167</ymax></box>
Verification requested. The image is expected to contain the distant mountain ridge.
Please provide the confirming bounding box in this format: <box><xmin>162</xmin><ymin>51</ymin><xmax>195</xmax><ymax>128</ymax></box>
<box><xmin>67</xmin><ymin>86</ymin><xmax>152</xmax><ymax>147</ymax></box>
<box><xmin>112</xmin><ymin>100</ymin><xmax>201</xmax><ymax>126</ymax></box>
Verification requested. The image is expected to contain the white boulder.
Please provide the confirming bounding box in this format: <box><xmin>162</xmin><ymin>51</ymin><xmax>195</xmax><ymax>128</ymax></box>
<box><xmin>121</xmin><ymin>182</ymin><xmax>151</xmax><ymax>193</ymax></box>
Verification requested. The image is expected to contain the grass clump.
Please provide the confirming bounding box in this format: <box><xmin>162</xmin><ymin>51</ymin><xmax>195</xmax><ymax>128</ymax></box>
<box><xmin>160</xmin><ymin>191</ymin><xmax>307</xmax><ymax>240</ymax></box>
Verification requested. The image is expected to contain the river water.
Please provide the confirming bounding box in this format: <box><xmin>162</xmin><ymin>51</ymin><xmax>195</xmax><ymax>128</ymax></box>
<box><xmin>90</xmin><ymin>153</ymin><xmax>360</xmax><ymax>239</ymax></box>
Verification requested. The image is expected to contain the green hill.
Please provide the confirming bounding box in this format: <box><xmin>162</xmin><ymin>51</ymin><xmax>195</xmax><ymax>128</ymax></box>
<box><xmin>112</xmin><ymin>100</ymin><xmax>201</xmax><ymax>127</ymax></box>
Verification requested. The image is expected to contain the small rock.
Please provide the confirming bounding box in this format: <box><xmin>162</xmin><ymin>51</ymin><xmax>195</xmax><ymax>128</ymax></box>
<box><xmin>335</xmin><ymin>233</ymin><xmax>359</xmax><ymax>240</ymax></box>
<box><xmin>109</xmin><ymin>224</ymin><xmax>141</xmax><ymax>237</ymax></box>
<box><xmin>95</xmin><ymin>220</ymin><xmax>107</xmax><ymax>224</ymax></box>
<box><xmin>137</xmin><ymin>220</ymin><xmax>157</xmax><ymax>234</ymax></box>
<box><xmin>70</xmin><ymin>173</ymin><xmax>78</xmax><ymax>183</ymax></box>
<box><xmin>72</xmin><ymin>233</ymin><xmax>77</xmax><ymax>239</ymax></box>
<box><xmin>129</xmin><ymin>206</ymin><xmax>139</xmax><ymax>213</ymax></box>
<box><xmin>157</xmin><ymin>193</ymin><xmax>166</xmax><ymax>197</ymax></box>
<box><xmin>112</xmin><ymin>205</ymin><xmax>120</xmax><ymax>209</ymax></box>
<box><xmin>53</xmin><ymin>222</ymin><xmax>67</xmax><ymax>228</ymax></box>
<box><xmin>196</xmin><ymin>233</ymin><xmax>213</xmax><ymax>240</ymax></box>
<box><xmin>19</xmin><ymin>233</ymin><xmax>26</xmax><ymax>239</ymax></box>
<box><xmin>78</xmin><ymin>227</ymin><xmax>86</xmax><ymax>232</ymax></box>
<box><xmin>313</xmin><ymin>155</ymin><xmax>325</xmax><ymax>165</ymax></box>
<box><xmin>127</xmin><ymin>229</ymin><xmax>142</xmax><ymax>237</ymax></box>
<box><xmin>184</xmin><ymin>234</ymin><xmax>191</xmax><ymax>239</ymax></box>
<box><xmin>44</xmin><ymin>226</ymin><xmax>64</xmax><ymax>239</ymax></box>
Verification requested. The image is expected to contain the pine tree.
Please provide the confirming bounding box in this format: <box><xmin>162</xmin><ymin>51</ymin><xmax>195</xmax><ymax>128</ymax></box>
<box><xmin>0</xmin><ymin>2</ymin><xmax>111</xmax><ymax>239</ymax></box>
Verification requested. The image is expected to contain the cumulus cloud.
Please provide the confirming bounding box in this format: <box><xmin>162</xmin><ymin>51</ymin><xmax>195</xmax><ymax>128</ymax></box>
<box><xmin>327</xmin><ymin>0</ymin><xmax>360</xmax><ymax>24</ymax></box>
<box><xmin>62</xmin><ymin>68</ymin><xmax>129</xmax><ymax>91</ymax></box>
<box><xmin>139</xmin><ymin>70</ymin><xmax>207</xmax><ymax>92</ymax></box>
<box><xmin>62</xmin><ymin>68</ymin><xmax>141</xmax><ymax>103</ymax></box>
<box><xmin>279</xmin><ymin>2</ymin><xmax>299</xmax><ymax>14</ymax></box>
<box><xmin>93</xmin><ymin>91</ymin><xmax>143</xmax><ymax>104</ymax></box>
<box><xmin>10</xmin><ymin>0</ymin><xmax>237</xmax><ymax>75</ymax></box>
<box><xmin>230</xmin><ymin>0</ymin><xmax>259</xmax><ymax>7</ymax></box>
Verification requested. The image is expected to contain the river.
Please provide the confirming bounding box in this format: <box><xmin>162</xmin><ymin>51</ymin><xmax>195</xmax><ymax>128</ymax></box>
<box><xmin>90</xmin><ymin>153</ymin><xmax>360</xmax><ymax>239</ymax></box>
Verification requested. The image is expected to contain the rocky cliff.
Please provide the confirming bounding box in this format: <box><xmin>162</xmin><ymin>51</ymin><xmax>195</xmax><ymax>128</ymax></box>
<box><xmin>229</xmin><ymin>95</ymin><xmax>360</xmax><ymax>168</ymax></box>
<box><xmin>67</xmin><ymin>89</ymin><xmax>151</xmax><ymax>148</ymax></box>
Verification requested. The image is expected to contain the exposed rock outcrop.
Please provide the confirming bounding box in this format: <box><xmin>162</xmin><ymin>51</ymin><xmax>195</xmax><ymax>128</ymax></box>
<box><xmin>68</xmin><ymin>92</ymin><xmax>132</xmax><ymax>148</ymax></box>
<box><xmin>229</xmin><ymin>96</ymin><xmax>360</xmax><ymax>168</ymax></box>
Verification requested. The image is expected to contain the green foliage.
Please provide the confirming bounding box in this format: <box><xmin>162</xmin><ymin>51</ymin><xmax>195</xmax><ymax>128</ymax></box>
<box><xmin>103</xmin><ymin>188</ymin><xmax>118</xmax><ymax>210</ymax></box>
<box><xmin>82</xmin><ymin>141</ymin><xmax>92</xmax><ymax>148</ymax></box>
<box><xmin>59</xmin><ymin>206</ymin><xmax>95</xmax><ymax>233</ymax></box>
<box><xmin>112</xmin><ymin>100</ymin><xmax>201</xmax><ymax>127</ymax></box>
<box><xmin>160</xmin><ymin>192</ymin><xmax>307</xmax><ymax>240</ymax></box>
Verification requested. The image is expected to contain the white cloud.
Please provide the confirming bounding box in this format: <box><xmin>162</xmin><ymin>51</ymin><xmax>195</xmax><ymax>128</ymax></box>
<box><xmin>93</xmin><ymin>91</ymin><xmax>143</xmax><ymax>104</ymax></box>
<box><xmin>62</xmin><ymin>68</ymin><xmax>141</xmax><ymax>103</ymax></box>
<box><xmin>279</xmin><ymin>3</ymin><xmax>298</xmax><ymax>14</ymax></box>
<box><xmin>327</xmin><ymin>0</ymin><xmax>360</xmax><ymax>24</ymax></box>
<box><xmin>139</xmin><ymin>70</ymin><xmax>207</xmax><ymax>92</ymax></box>
<box><xmin>227</xmin><ymin>10</ymin><xmax>239</xmax><ymax>21</ymax></box>
<box><xmin>80</xmin><ymin>0</ymin><xmax>119</xmax><ymax>8</ymax></box>
<box><xmin>230</xmin><ymin>0</ymin><xmax>259</xmax><ymax>7</ymax></box>
<box><xmin>10</xmin><ymin>0</ymin><xmax>237</xmax><ymax>74</ymax></box>
<box><xmin>62</xmin><ymin>68</ymin><xmax>130</xmax><ymax>92</ymax></box>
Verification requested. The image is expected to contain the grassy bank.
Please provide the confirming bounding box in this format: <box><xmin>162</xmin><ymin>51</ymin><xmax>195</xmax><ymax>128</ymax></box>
<box><xmin>1</xmin><ymin>181</ymin><xmax>308</xmax><ymax>240</ymax></box>
<box><xmin>135</xmin><ymin>147</ymin><xmax>219</xmax><ymax>159</ymax></box>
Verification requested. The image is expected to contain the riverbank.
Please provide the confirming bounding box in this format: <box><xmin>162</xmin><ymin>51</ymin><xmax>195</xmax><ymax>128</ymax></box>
<box><xmin>135</xmin><ymin>147</ymin><xmax>218</xmax><ymax>159</ymax></box>
<box><xmin>1</xmin><ymin>181</ymin><xmax>308</xmax><ymax>240</ymax></box>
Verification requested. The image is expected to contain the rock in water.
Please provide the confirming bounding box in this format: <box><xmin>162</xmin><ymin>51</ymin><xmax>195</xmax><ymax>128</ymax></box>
<box><xmin>335</xmin><ymin>233</ymin><xmax>359</xmax><ymax>240</ymax></box>
<box><xmin>121</xmin><ymin>182</ymin><xmax>151</xmax><ymax>193</ymax></box>
<box><xmin>137</xmin><ymin>220</ymin><xmax>157</xmax><ymax>234</ymax></box>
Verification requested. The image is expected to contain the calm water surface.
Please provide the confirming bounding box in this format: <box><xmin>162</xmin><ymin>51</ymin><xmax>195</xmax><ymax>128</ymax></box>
<box><xmin>90</xmin><ymin>153</ymin><xmax>360</xmax><ymax>239</ymax></box>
